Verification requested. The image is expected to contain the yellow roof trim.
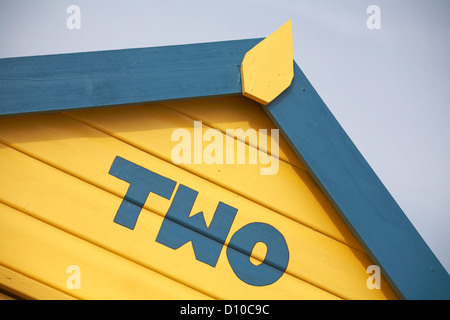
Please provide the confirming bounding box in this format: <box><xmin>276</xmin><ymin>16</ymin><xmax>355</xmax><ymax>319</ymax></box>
<box><xmin>241</xmin><ymin>20</ymin><xmax>294</xmax><ymax>105</ymax></box>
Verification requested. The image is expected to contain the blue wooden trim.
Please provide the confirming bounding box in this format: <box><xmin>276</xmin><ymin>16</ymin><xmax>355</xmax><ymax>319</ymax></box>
<box><xmin>262</xmin><ymin>62</ymin><xmax>450</xmax><ymax>300</ymax></box>
<box><xmin>0</xmin><ymin>38</ymin><xmax>261</xmax><ymax>116</ymax></box>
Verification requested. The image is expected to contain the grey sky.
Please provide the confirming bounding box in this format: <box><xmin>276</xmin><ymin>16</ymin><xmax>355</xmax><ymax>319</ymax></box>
<box><xmin>1</xmin><ymin>0</ymin><xmax>449</xmax><ymax>274</ymax></box>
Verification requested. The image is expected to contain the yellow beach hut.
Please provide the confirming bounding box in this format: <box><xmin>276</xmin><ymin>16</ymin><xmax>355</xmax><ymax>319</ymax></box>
<box><xmin>0</xmin><ymin>21</ymin><xmax>449</xmax><ymax>300</ymax></box>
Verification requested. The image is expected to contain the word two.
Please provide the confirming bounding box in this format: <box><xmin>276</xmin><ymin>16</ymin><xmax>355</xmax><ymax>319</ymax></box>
<box><xmin>109</xmin><ymin>156</ymin><xmax>289</xmax><ymax>286</ymax></box>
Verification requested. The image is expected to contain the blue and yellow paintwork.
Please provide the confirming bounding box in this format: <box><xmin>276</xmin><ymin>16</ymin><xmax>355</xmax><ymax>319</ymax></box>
<box><xmin>0</xmin><ymin>24</ymin><xmax>448</xmax><ymax>300</ymax></box>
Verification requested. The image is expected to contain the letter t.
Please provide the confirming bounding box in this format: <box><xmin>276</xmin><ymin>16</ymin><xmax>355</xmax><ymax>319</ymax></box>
<box><xmin>109</xmin><ymin>156</ymin><xmax>176</xmax><ymax>230</ymax></box>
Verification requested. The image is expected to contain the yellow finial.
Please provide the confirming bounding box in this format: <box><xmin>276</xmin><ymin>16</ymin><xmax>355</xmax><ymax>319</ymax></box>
<box><xmin>241</xmin><ymin>20</ymin><xmax>294</xmax><ymax>105</ymax></box>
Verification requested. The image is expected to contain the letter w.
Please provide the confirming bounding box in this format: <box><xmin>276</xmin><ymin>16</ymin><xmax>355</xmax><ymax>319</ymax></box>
<box><xmin>156</xmin><ymin>185</ymin><xmax>238</xmax><ymax>267</ymax></box>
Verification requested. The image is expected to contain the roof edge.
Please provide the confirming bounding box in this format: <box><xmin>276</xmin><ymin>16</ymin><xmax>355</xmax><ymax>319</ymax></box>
<box><xmin>0</xmin><ymin>38</ymin><xmax>262</xmax><ymax>117</ymax></box>
<box><xmin>262</xmin><ymin>61</ymin><xmax>450</xmax><ymax>300</ymax></box>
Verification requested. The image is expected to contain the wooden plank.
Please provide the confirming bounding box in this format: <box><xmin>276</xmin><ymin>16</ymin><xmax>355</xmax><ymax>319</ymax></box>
<box><xmin>0</xmin><ymin>202</ymin><xmax>213</xmax><ymax>300</ymax></box>
<box><xmin>0</xmin><ymin>264</ymin><xmax>76</xmax><ymax>300</ymax></box>
<box><xmin>161</xmin><ymin>96</ymin><xmax>305</xmax><ymax>169</ymax></box>
<box><xmin>64</xmin><ymin>104</ymin><xmax>400</xmax><ymax>299</ymax></box>
<box><xmin>0</xmin><ymin>110</ymin><xmax>397</xmax><ymax>299</ymax></box>
<box><xmin>241</xmin><ymin>20</ymin><xmax>293</xmax><ymax>105</ymax></box>
<box><xmin>0</xmin><ymin>109</ymin><xmax>360</xmax><ymax>249</ymax></box>
<box><xmin>0</xmin><ymin>291</ymin><xmax>15</xmax><ymax>300</ymax></box>
<box><xmin>262</xmin><ymin>62</ymin><xmax>450</xmax><ymax>300</ymax></box>
<box><xmin>0</xmin><ymin>143</ymin><xmax>339</xmax><ymax>300</ymax></box>
<box><xmin>63</xmin><ymin>104</ymin><xmax>363</xmax><ymax>250</ymax></box>
<box><xmin>0</xmin><ymin>39</ymin><xmax>261</xmax><ymax>117</ymax></box>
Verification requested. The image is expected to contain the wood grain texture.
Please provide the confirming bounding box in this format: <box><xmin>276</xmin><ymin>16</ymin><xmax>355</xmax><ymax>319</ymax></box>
<box><xmin>0</xmin><ymin>141</ymin><xmax>339</xmax><ymax>300</ymax></box>
<box><xmin>0</xmin><ymin>98</ymin><xmax>398</xmax><ymax>299</ymax></box>
<box><xmin>64</xmin><ymin>104</ymin><xmax>362</xmax><ymax>250</ymax></box>
<box><xmin>241</xmin><ymin>20</ymin><xmax>293</xmax><ymax>105</ymax></box>
<box><xmin>1</xmin><ymin>136</ymin><xmax>344</xmax><ymax>299</ymax></box>
<box><xmin>0</xmin><ymin>39</ymin><xmax>261</xmax><ymax>116</ymax></box>
<box><xmin>262</xmin><ymin>62</ymin><xmax>450</xmax><ymax>300</ymax></box>
<box><xmin>162</xmin><ymin>96</ymin><xmax>304</xmax><ymax>169</ymax></box>
<box><xmin>0</xmin><ymin>264</ymin><xmax>75</xmax><ymax>300</ymax></box>
<box><xmin>0</xmin><ymin>201</ymin><xmax>212</xmax><ymax>300</ymax></box>
<box><xmin>0</xmin><ymin>109</ymin><xmax>359</xmax><ymax>250</ymax></box>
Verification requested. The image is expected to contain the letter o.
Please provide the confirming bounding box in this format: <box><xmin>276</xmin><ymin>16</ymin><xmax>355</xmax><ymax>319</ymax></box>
<box><xmin>226</xmin><ymin>222</ymin><xmax>289</xmax><ymax>286</ymax></box>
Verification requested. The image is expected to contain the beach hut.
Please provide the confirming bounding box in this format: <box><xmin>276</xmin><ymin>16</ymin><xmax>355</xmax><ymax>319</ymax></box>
<box><xmin>0</xmin><ymin>21</ymin><xmax>448</xmax><ymax>300</ymax></box>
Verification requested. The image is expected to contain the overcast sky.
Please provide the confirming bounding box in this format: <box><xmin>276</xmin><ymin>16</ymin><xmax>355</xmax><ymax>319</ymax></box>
<box><xmin>1</xmin><ymin>0</ymin><xmax>449</xmax><ymax>274</ymax></box>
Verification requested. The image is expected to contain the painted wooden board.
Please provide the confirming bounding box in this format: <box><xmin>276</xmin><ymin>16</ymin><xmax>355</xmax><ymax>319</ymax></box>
<box><xmin>241</xmin><ymin>20</ymin><xmax>293</xmax><ymax>105</ymax></box>
<box><xmin>161</xmin><ymin>96</ymin><xmax>304</xmax><ymax>169</ymax></box>
<box><xmin>0</xmin><ymin>291</ymin><xmax>15</xmax><ymax>300</ymax></box>
<box><xmin>65</xmin><ymin>105</ymin><xmax>362</xmax><ymax>250</ymax></box>
<box><xmin>0</xmin><ymin>97</ymin><xmax>398</xmax><ymax>299</ymax></box>
<box><xmin>0</xmin><ymin>264</ymin><xmax>76</xmax><ymax>300</ymax></box>
<box><xmin>0</xmin><ymin>39</ymin><xmax>261</xmax><ymax>116</ymax></box>
<box><xmin>0</xmin><ymin>202</ymin><xmax>212</xmax><ymax>300</ymax></box>
<box><xmin>0</xmin><ymin>107</ymin><xmax>359</xmax><ymax>250</ymax></box>
<box><xmin>0</xmin><ymin>144</ymin><xmax>340</xmax><ymax>300</ymax></box>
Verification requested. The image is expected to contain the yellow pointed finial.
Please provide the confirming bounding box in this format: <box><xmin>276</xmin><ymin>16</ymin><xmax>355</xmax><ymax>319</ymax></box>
<box><xmin>240</xmin><ymin>20</ymin><xmax>294</xmax><ymax>105</ymax></box>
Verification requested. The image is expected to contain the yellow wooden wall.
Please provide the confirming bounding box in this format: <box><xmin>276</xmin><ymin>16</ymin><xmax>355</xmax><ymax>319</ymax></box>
<box><xmin>0</xmin><ymin>96</ymin><xmax>398</xmax><ymax>300</ymax></box>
